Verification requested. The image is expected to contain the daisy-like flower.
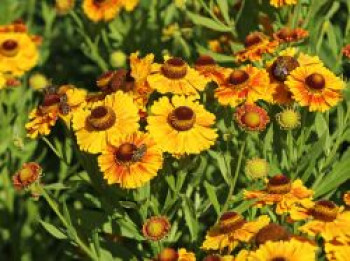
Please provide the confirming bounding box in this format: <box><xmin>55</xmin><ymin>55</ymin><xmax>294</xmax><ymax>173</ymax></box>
<box><xmin>0</xmin><ymin>31</ymin><xmax>39</xmax><ymax>76</ymax></box>
<box><xmin>343</xmin><ymin>44</ymin><xmax>350</xmax><ymax>59</ymax></box>
<box><xmin>325</xmin><ymin>238</ymin><xmax>350</xmax><ymax>261</ymax></box>
<box><xmin>25</xmin><ymin>108</ymin><xmax>58</xmax><ymax>139</ymax></box>
<box><xmin>248</xmin><ymin>238</ymin><xmax>317</xmax><ymax>261</ymax></box>
<box><xmin>343</xmin><ymin>191</ymin><xmax>350</xmax><ymax>207</ymax></box>
<box><xmin>202</xmin><ymin>211</ymin><xmax>270</xmax><ymax>252</ymax></box>
<box><xmin>234</xmin><ymin>103</ymin><xmax>270</xmax><ymax>132</ymax></box>
<box><xmin>273</xmin><ymin>27</ymin><xmax>309</xmax><ymax>43</ymax></box>
<box><xmin>98</xmin><ymin>132</ymin><xmax>162</xmax><ymax>188</ymax></box>
<box><xmin>147</xmin><ymin>96</ymin><xmax>217</xmax><ymax>155</ymax></box>
<box><xmin>236</xmin><ymin>32</ymin><xmax>278</xmax><ymax>63</ymax></box>
<box><xmin>286</xmin><ymin>65</ymin><xmax>344</xmax><ymax>112</ymax></box>
<box><xmin>142</xmin><ymin>216</ymin><xmax>171</xmax><ymax>241</ymax></box>
<box><xmin>299</xmin><ymin>200</ymin><xmax>350</xmax><ymax>241</ymax></box>
<box><xmin>82</xmin><ymin>0</ymin><xmax>124</xmax><ymax>22</ymax></box>
<box><xmin>244</xmin><ymin>174</ymin><xmax>314</xmax><ymax>216</ymax></box>
<box><xmin>12</xmin><ymin>162</ymin><xmax>42</xmax><ymax>190</ymax></box>
<box><xmin>215</xmin><ymin>65</ymin><xmax>273</xmax><ymax>107</ymax></box>
<box><xmin>270</xmin><ymin>0</ymin><xmax>298</xmax><ymax>8</ymax></box>
<box><xmin>194</xmin><ymin>55</ymin><xmax>230</xmax><ymax>84</ymax></box>
<box><xmin>147</xmin><ymin>57</ymin><xmax>210</xmax><ymax>96</ymax></box>
<box><xmin>276</xmin><ymin>108</ymin><xmax>301</xmax><ymax>130</ymax></box>
<box><xmin>73</xmin><ymin>91</ymin><xmax>139</xmax><ymax>154</ymax></box>
<box><xmin>245</xmin><ymin>158</ymin><xmax>269</xmax><ymax>180</ymax></box>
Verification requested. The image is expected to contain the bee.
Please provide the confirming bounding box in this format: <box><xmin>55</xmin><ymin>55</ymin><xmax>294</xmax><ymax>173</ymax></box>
<box><xmin>131</xmin><ymin>144</ymin><xmax>147</xmax><ymax>162</ymax></box>
<box><xmin>44</xmin><ymin>85</ymin><xmax>58</xmax><ymax>95</ymax></box>
<box><xmin>271</xmin><ymin>56</ymin><xmax>299</xmax><ymax>82</ymax></box>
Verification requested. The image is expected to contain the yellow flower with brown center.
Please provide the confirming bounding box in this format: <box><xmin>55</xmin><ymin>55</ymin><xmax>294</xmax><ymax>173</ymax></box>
<box><xmin>343</xmin><ymin>191</ymin><xmax>350</xmax><ymax>207</ymax></box>
<box><xmin>201</xmin><ymin>211</ymin><xmax>270</xmax><ymax>252</ymax></box>
<box><xmin>285</xmin><ymin>65</ymin><xmax>344</xmax><ymax>112</ymax></box>
<box><xmin>325</xmin><ymin>239</ymin><xmax>350</xmax><ymax>261</ymax></box>
<box><xmin>248</xmin><ymin>238</ymin><xmax>317</xmax><ymax>261</ymax></box>
<box><xmin>82</xmin><ymin>0</ymin><xmax>123</xmax><ymax>22</ymax></box>
<box><xmin>215</xmin><ymin>65</ymin><xmax>273</xmax><ymax>107</ymax></box>
<box><xmin>236</xmin><ymin>32</ymin><xmax>278</xmax><ymax>63</ymax></box>
<box><xmin>0</xmin><ymin>32</ymin><xmax>39</xmax><ymax>76</ymax></box>
<box><xmin>245</xmin><ymin>158</ymin><xmax>269</xmax><ymax>180</ymax></box>
<box><xmin>273</xmin><ymin>27</ymin><xmax>309</xmax><ymax>43</ymax></box>
<box><xmin>244</xmin><ymin>175</ymin><xmax>314</xmax><ymax>216</ymax></box>
<box><xmin>343</xmin><ymin>44</ymin><xmax>350</xmax><ymax>59</ymax></box>
<box><xmin>147</xmin><ymin>96</ymin><xmax>217</xmax><ymax>155</ymax></box>
<box><xmin>25</xmin><ymin>108</ymin><xmax>58</xmax><ymax>139</ymax></box>
<box><xmin>12</xmin><ymin>162</ymin><xmax>42</xmax><ymax>190</ymax></box>
<box><xmin>73</xmin><ymin>91</ymin><xmax>139</xmax><ymax>154</ymax></box>
<box><xmin>270</xmin><ymin>0</ymin><xmax>298</xmax><ymax>8</ymax></box>
<box><xmin>147</xmin><ymin>57</ymin><xmax>210</xmax><ymax>96</ymax></box>
<box><xmin>194</xmin><ymin>55</ymin><xmax>230</xmax><ymax>84</ymax></box>
<box><xmin>234</xmin><ymin>103</ymin><xmax>270</xmax><ymax>131</ymax></box>
<box><xmin>276</xmin><ymin>108</ymin><xmax>301</xmax><ymax>130</ymax></box>
<box><xmin>299</xmin><ymin>200</ymin><xmax>350</xmax><ymax>241</ymax></box>
<box><xmin>98</xmin><ymin>132</ymin><xmax>162</xmax><ymax>188</ymax></box>
<box><xmin>142</xmin><ymin>216</ymin><xmax>171</xmax><ymax>241</ymax></box>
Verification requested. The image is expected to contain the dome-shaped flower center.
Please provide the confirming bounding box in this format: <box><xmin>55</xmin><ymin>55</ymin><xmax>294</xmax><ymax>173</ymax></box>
<box><xmin>161</xmin><ymin>57</ymin><xmax>188</xmax><ymax>79</ymax></box>
<box><xmin>306</xmin><ymin>73</ymin><xmax>325</xmax><ymax>90</ymax></box>
<box><xmin>19</xmin><ymin>168</ymin><xmax>35</xmax><ymax>183</ymax></box>
<box><xmin>195</xmin><ymin>55</ymin><xmax>216</xmax><ymax>68</ymax></box>
<box><xmin>267</xmin><ymin>174</ymin><xmax>291</xmax><ymax>194</ymax></box>
<box><xmin>0</xmin><ymin>39</ymin><xmax>19</xmax><ymax>57</ymax></box>
<box><xmin>115</xmin><ymin>143</ymin><xmax>137</xmax><ymax>163</ymax></box>
<box><xmin>278</xmin><ymin>28</ymin><xmax>294</xmax><ymax>41</ymax></box>
<box><xmin>312</xmin><ymin>200</ymin><xmax>339</xmax><ymax>222</ymax></box>
<box><xmin>271</xmin><ymin>257</ymin><xmax>287</xmax><ymax>261</ymax></box>
<box><xmin>143</xmin><ymin>216</ymin><xmax>170</xmax><ymax>241</ymax></box>
<box><xmin>229</xmin><ymin>70</ymin><xmax>249</xmax><ymax>85</ymax></box>
<box><xmin>87</xmin><ymin>106</ymin><xmax>116</xmax><ymax>131</ymax></box>
<box><xmin>255</xmin><ymin>224</ymin><xmax>289</xmax><ymax>245</ymax></box>
<box><xmin>203</xmin><ymin>255</ymin><xmax>221</xmax><ymax>261</ymax></box>
<box><xmin>158</xmin><ymin>248</ymin><xmax>178</xmax><ymax>261</ymax></box>
<box><xmin>244</xmin><ymin>33</ymin><xmax>264</xmax><ymax>47</ymax></box>
<box><xmin>219</xmin><ymin>211</ymin><xmax>245</xmax><ymax>232</ymax></box>
<box><xmin>271</xmin><ymin>56</ymin><xmax>299</xmax><ymax>82</ymax></box>
<box><xmin>242</xmin><ymin>111</ymin><xmax>261</xmax><ymax>128</ymax></box>
<box><xmin>168</xmin><ymin>106</ymin><xmax>196</xmax><ymax>131</ymax></box>
<box><xmin>93</xmin><ymin>0</ymin><xmax>106</xmax><ymax>6</ymax></box>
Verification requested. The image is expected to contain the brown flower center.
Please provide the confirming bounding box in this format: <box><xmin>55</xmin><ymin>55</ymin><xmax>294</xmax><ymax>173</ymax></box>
<box><xmin>306</xmin><ymin>73</ymin><xmax>325</xmax><ymax>90</ymax></box>
<box><xmin>244</xmin><ymin>33</ymin><xmax>263</xmax><ymax>47</ymax></box>
<box><xmin>278</xmin><ymin>28</ymin><xmax>294</xmax><ymax>41</ymax></box>
<box><xmin>219</xmin><ymin>211</ymin><xmax>245</xmax><ymax>233</ymax></box>
<box><xmin>255</xmin><ymin>224</ymin><xmax>290</xmax><ymax>245</ymax></box>
<box><xmin>87</xmin><ymin>106</ymin><xmax>116</xmax><ymax>131</ymax></box>
<box><xmin>115</xmin><ymin>143</ymin><xmax>137</xmax><ymax>163</ymax></box>
<box><xmin>312</xmin><ymin>200</ymin><xmax>339</xmax><ymax>222</ymax></box>
<box><xmin>158</xmin><ymin>248</ymin><xmax>178</xmax><ymax>261</ymax></box>
<box><xmin>203</xmin><ymin>255</ymin><xmax>221</xmax><ymax>261</ymax></box>
<box><xmin>42</xmin><ymin>94</ymin><xmax>61</xmax><ymax>107</ymax></box>
<box><xmin>271</xmin><ymin>257</ymin><xmax>287</xmax><ymax>261</ymax></box>
<box><xmin>0</xmin><ymin>39</ymin><xmax>19</xmax><ymax>57</ymax></box>
<box><xmin>267</xmin><ymin>174</ymin><xmax>291</xmax><ymax>194</ymax></box>
<box><xmin>271</xmin><ymin>56</ymin><xmax>299</xmax><ymax>82</ymax></box>
<box><xmin>161</xmin><ymin>58</ymin><xmax>188</xmax><ymax>79</ymax></box>
<box><xmin>93</xmin><ymin>0</ymin><xmax>106</xmax><ymax>6</ymax></box>
<box><xmin>229</xmin><ymin>70</ymin><xmax>249</xmax><ymax>85</ymax></box>
<box><xmin>168</xmin><ymin>106</ymin><xmax>196</xmax><ymax>131</ymax></box>
<box><xmin>195</xmin><ymin>55</ymin><xmax>216</xmax><ymax>68</ymax></box>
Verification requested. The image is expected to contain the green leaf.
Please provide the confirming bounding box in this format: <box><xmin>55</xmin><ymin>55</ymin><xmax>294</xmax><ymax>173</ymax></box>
<box><xmin>182</xmin><ymin>196</ymin><xmax>198</xmax><ymax>242</ymax></box>
<box><xmin>186</xmin><ymin>11</ymin><xmax>231</xmax><ymax>32</ymax></box>
<box><xmin>204</xmin><ymin>181</ymin><xmax>221</xmax><ymax>215</ymax></box>
<box><xmin>40</xmin><ymin>220</ymin><xmax>67</xmax><ymax>240</ymax></box>
<box><xmin>216</xmin><ymin>0</ymin><xmax>231</xmax><ymax>25</ymax></box>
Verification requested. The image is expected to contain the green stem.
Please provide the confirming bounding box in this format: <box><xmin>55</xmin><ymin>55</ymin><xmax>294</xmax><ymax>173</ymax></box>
<box><xmin>42</xmin><ymin>137</ymin><xmax>69</xmax><ymax>165</ymax></box>
<box><xmin>39</xmin><ymin>187</ymin><xmax>97</xmax><ymax>260</ymax></box>
<box><xmin>221</xmin><ymin>140</ymin><xmax>246</xmax><ymax>214</ymax></box>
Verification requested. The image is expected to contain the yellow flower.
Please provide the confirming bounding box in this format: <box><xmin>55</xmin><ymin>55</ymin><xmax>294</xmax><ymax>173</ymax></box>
<box><xmin>276</xmin><ymin>108</ymin><xmax>301</xmax><ymax>130</ymax></box>
<box><xmin>244</xmin><ymin>175</ymin><xmax>314</xmax><ymax>216</ymax></box>
<box><xmin>325</xmin><ymin>239</ymin><xmax>350</xmax><ymax>261</ymax></box>
<box><xmin>248</xmin><ymin>238</ymin><xmax>317</xmax><ymax>261</ymax></box>
<box><xmin>147</xmin><ymin>57</ymin><xmax>210</xmax><ymax>96</ymax></box>
<box><xmin>201</xmin><ymin>212</ymin><xmax>270</xmax><ymax>252</ymax></box>
<box><xmin>0</xmin><ymin>32</ymin><xmax>39</xmax><ymax>76</ymax></box>
<box><xmin>55</xmin><ymin>0</ymin><xmax>75</xmax><ymax>15</ymax></box>
<box><xmin>82</xmin><ymin>0</ymin><xmax>123</xmax><ymax>22</ymax></box>
<box><xmin>299</xmin><ymin>200</ymin><xmax>350</xmax><ymax>241</ymax></box>
<box><xmin>215</xmin><ymin>65</ymin><xmax>273</xmax><ymax>107</ymax></box>
<box><xmin>72</xmin><ymin>91</ymin><xmax>139</xmax><ymax>154</ymax></box>
<box><xmin>130</xmin><ymin>52</ymin><xmax>154</xmax><ymax>99</ymax></box>
<box><xmin>98</xmin><ymin>132</ymin><xmax>162</xmax><ymax>188</ymax></box>
<box><xmin>25</xmin><ymin>108</ymin><xmax>58</xmax><ymax>139</ymax></box>
<box><xmin>147</xmin><ymin>96</ymin><xmax>217</xmax><ymax>155</ymax></box>
<box><xmin>234</xmin><ymin>103</ymin><xmax>270</xmax><ymax>132</ymax></box>
<box><xmin>121</xmin><ymin>0</ymin><xmax>139</xmax><ymax>11</ymax></box>
<box><xmin>286</xmin><ymin>65</ymin><xmax>344</xmax><ymax>112</ymax></box>
<box><xmin>270</xmin><ymin>0</ymin><xmax>298</xmax><ymax>8</ymax></box>
<box><xmin>29</xmin><ymin>73</ymin><xmax>49</xmax><ymax>90</ymax></box>
<box><xmin>178</xmin><ymin>248</ymin><xmax>196</xmax><ymax>261</ymax></box>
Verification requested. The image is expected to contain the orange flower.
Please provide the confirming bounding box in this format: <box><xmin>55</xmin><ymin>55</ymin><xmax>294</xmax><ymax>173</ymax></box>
<box><xmin>273</xmin><ymin>27</ymin><xmax>309</xmax><ymax>43</ymax></box>
<box><xmin>215</xmin><ymin>65</ymin><xmax>273</xmax><ymax>107</ymax></box>
<box><xmin>342</xmin><ymin>44</ymin><xmax>350</xmax><ymax>59</ymax></box>
<box><xmin>234</xmin><ymin>103</ymin><xmax>270</xmax><ymax>131</ymax></box>
<box><xmin>142</xmin><ymin>216</ymin><xmax>171</xmax><ymax>241</ymax></box>
<box><xmin>12</xmin><ymin>162</ymin><xmax>42</xmax><ymax>190</ymax></box>
<box><xmin>194</xmin><ymin>55</ymin><xmax>230</xmax><ymax>84</ymax></box>
<box><xmin>82</xmin><ymin>0</ymin><xmax>124</xmax><ymax>22</ymax></box>
<box><xmin>25</xmin><ymin>108</ymin><xmax>58</xmax><ymax>139</ymax></box>
<box><xmin>236</xmin><ymin>32</ymin><xmax>278</xmax><ymax>63</ymax></box>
